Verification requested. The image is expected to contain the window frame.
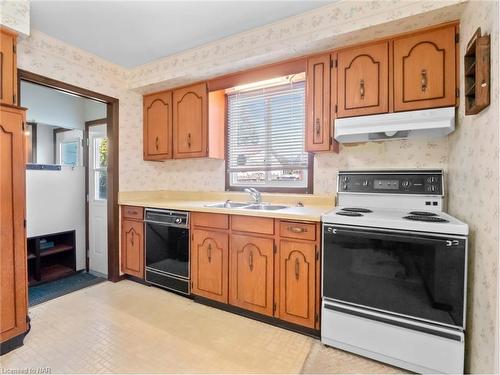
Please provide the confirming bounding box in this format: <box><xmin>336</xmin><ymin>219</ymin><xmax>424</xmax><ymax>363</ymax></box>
<box><xmin>224</xmin><ymin>85</ymin><xmax>314</xmax><ymax>194</ymax></box>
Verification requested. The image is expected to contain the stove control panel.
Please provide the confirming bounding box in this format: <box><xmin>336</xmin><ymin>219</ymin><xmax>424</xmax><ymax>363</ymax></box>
<box><xmin>338</xmin><ymin>170</ymin><xmax>443</xmax><ymax>195</ymax></box>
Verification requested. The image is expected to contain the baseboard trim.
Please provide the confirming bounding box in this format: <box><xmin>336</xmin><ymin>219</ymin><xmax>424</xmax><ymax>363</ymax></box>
<box><xmin>193</xmin><ymin>295</ymin><xmax>320</xmax><ymax>339</ymax></box>
<box><xmin>1</xmin><ymin>323</ymin><xmax>29</xmax><ymax>356</ymax></box>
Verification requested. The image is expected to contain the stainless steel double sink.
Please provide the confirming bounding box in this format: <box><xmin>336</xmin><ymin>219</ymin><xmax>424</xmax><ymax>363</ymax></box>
<box><xmin>205</xmin><ymin>202</ymin><xmax>288</xmax><ymax>211</ymax></box>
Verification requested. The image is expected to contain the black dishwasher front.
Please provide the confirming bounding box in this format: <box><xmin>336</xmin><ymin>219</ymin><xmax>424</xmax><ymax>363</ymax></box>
<box><xmin>144</xmin><ymin>209</ymin><xmax>190</xmax><ymax>295</ymax></box>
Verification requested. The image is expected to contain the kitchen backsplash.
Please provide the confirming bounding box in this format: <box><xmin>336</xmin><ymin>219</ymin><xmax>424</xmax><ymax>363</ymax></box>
<box><xmin>118</xmin><ymin>138</ymin><xmax>448</xmax><ymax>194</ymax></box>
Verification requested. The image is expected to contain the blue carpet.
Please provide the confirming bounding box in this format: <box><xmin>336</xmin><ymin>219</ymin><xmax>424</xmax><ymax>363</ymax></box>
<box><xmin>29</xmin><ymin>272</ymin><xmax>106</xmax><ymax>306</ymax></box>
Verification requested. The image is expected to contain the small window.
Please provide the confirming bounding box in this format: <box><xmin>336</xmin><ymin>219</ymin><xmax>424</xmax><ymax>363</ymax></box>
<box><xmin>93</xmin><ymin>137</ymin><xmax>108</xmax><ymax>201</ymax></box>
<box><xmin>60</xmin><ymin>141</ymin><xmax>79</xmax><ymax>166</ymax></box>
<box><xmin>226</xmin><ymin>73</ymin><xmax>311</xmax><ymax>193</ymax></box>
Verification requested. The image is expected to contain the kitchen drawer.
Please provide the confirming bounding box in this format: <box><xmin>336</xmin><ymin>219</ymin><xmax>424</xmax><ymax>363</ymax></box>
<box><xmin>122</xmin><ymin>205</ymin><xmax>144</xmax><ymax>220</ymax></box>
<box><xmin>192</xmin><ymin>212</ymin><xmax>229</xmax><ymax>229</ymax></box>
<box><xmin>280</xmin><ymin>221</ymin><xmax>316</xmax><ymax>241</ymax></box>
<box><xmin>231</xmin><ymin>215</ymin><xmax>274</xmax><ymax>235</ymax></box>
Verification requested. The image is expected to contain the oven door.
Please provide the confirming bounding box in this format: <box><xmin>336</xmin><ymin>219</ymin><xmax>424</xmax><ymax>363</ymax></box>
<box><xmin>145</xmin><ymin>221</ymin><xmax>189</xmax><ymax>280</ymax></box>
<box><xmin>323</xmin><ymin>225</ymin><xmax>466</xmax><ymax>329</ymax></box>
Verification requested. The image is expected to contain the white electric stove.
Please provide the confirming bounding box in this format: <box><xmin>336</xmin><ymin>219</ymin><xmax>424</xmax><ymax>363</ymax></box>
<box><xmin>321</xmin><ymin>170</ymin><xmax>468</xmax><ymax>374</ymax></box>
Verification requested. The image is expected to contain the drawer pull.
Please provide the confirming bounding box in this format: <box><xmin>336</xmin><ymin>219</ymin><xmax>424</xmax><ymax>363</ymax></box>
<box><xmin>127</xmin><ymin>210</ymin><xmax>138</xmax><ymax>215</ymax></box>
<box><xmin>155</xmin><ymin>136</ymin><xmax>159</xmax><ymax>150</ymax></box>
<box><xmin>187</xmin><ymin>133</ymin><xmax>191</xmax><ymax>148</ymax></box>
<box><xmin>421</xmin><ymin>69</ymin><xmax>427</xmax><ymax>92</ymax></box>
<box><xmin>314</xmin><ymin>118</ymin><xmax>321</xmax><ymax>136</ymax></box>
<box><xmin>207</xmin><ymin>243</ymin><xmax>212</xmax><ymax>263</ymax></box>
<box><xmin>288</xmin><ymin>226</ymin><xmax>307</xmax><ymax>234</ymax></box>
<box><xmin>249</xmin><ymin>251</ymin><xmax>254</xmax><ymax>272</ymax></box>
<box><xmin>295</xmin><ymin>258</ymin><xmax>300</xmax><ymax>280</ymax></box>
<box><xmin>360</xmin><ymin>79</ymin><xmax>365</xmax><ymax>99</ymax></box>
<box><xmin>131</xmin><ymin>231</ymin><xmax>134</xmax><ymax>247</ymax></box>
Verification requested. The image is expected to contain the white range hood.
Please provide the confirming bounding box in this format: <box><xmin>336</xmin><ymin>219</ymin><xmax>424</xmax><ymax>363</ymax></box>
<box><xmin>334</xmin><ymin>107</ymin><xmax>455</xmax><ymax>143</ymax></box>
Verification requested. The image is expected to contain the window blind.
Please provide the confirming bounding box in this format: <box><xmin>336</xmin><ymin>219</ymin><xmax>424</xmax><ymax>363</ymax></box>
<box><xmin>227</xmin><ymin>80</ymin><xmax>307</xmax><ymax>173</ymax></box>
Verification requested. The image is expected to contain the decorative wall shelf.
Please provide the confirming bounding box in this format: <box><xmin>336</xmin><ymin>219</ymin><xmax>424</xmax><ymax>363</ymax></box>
<box><xmin>464</xmin><ymin>28</ymin><xmax>490</xmax><ymax>115</ymax></box>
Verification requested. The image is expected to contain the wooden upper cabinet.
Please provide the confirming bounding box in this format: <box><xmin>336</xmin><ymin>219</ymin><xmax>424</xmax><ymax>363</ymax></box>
<box><xmin>173</xmin><ymin>83</ymin><xmax>208</xmax><ymax>158</ymax></box>
<box><xmin>337</xmin><ymin>41</ymin><xmax>389</xmax><ymax>118</ymax></box>
<box><xmin>306</xmin><ymin>54</ymin><xmax>331</xmax><ymax>152</ymax></box>
<box><xmin>393</xmin><ymin>24</ymin><xmax>457</xmax><ymax>111</ymax></box>
<box><xmin>0</xmin><ymin>28</ymin><xmax>18</xmax><ymax>106</ymax></box>
<box><xmin>279</xmin><ymin>240</ymin><xmax>317</xmax><ymax>329</ymax></box>
<box><xmin>191</xmin><ymin>229</ymin><xmax>229</xmax><ymax>303</ymax></box>
<box><xmin>143</xmin><ymin>91</ymin><xmax>172</xmax><ymax>160</ymax></box>
<box><xmin>121</xmin><ymin>218</ymin><xmax>144</xmax><ymax>278</ymax></box>
<box><xmin>1</xmin><ymin>105</ymin><xmax>28</xmax><ymax>344</ymax></box>
<box><xmin>229</xmin><ymin>234</ymin><xmax>274</xmax><ymax>316</ymax></box>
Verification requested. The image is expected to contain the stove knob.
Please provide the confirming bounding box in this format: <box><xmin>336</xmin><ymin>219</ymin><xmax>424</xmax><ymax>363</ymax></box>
<box><xmin>429</xmin><ymin>185</ymin><xmax>436</xmax><ymax>192</ymax></box>
<box><xmin>175</xmin><ymin>218</ymin><xmax>183</xmax><ymax>224</ymax></box>
<box><xmin>402</xmin><ymin>180</ymin><xmax>410</xmax><ymax>188</ymax></box>
<box><xmin>343</xmin><ymin>184</ymin><xmax>348</xmax><ymax>190</ymax></box>
<box><xmin>343</xmin><ymin>176</ymin><xmax>349</xmax><ymax>182</ymax></box>
<box><xmin>362</xmin><ymin>180</ymin><xmax>369</xmax><ymax>187</ymax></box>
<box><xmin>427</xmin><ymin>176</ymin><xmax>437</xmax><ymax>183</ymax></box>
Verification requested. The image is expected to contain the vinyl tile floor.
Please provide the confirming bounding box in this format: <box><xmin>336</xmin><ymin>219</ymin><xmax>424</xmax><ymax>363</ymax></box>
<box><xmin>1</xmin><ymin>280</ymin><xmax>406</xmax><ymax>374</ymax></box>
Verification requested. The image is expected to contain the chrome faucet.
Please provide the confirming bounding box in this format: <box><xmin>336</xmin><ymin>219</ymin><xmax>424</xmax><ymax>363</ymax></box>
<box><xmin>244</xmin><ymin>188</ymin><xmax>262</xmax><ymax>204</ymax></box>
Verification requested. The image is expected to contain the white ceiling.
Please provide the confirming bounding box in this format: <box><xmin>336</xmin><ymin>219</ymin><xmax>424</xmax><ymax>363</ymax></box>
<box><xmin>30</xmin><ymin>1</ymin><xmax>333</xmax><ymax>68</ymax></box>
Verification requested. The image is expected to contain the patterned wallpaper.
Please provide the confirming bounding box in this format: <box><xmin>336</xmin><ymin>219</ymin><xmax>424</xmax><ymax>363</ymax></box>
<box><xmin>7</xmin><ymin>0</ymin><xmax>498</xmax><ymax>372</ymax></box>
<box><xmin>0</xmin><ymin>0</ymin><xmax>29</xmax><ymax>35</ymax></box>
<box><xmin>128</xmin><ymin>0</ymin><xmax>466</xmax><ymax>93</ymax></box>
<box><xmin>448</xmin><ymin>0</ymin><xmax>499</xmax><ymax>372</ymax></box>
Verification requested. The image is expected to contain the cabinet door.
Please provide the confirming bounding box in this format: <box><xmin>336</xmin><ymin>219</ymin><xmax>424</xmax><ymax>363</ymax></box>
<box><xmin>337</xmin><ymin>42</ymin><xmax>389</xmax><ymax>118</ymax></box>
<box><xmin>191</xmin><ymin>230</ymin><xmax>229</xmax><ymax>303</ymax></box>
<box><xmin>143</xmin><ymin>91</ymin><xmax>172</xmax><ymax>160</ymax></box>
<box><xmin>393</xmin><ymin>25</ymin><xmax>457</xmax><ymax>111</ymax></box>
<box><xmin>0</xmin><ymin>30</ymin><xmax>17</xmax><ymax>106</ymax></box>
<box><xmin>0</xmin><ymin>106</ymin><xmax>27</xmax><ymax>343</ymax></box>
<box><xmin>279</xmin><ymin>241</ymin><xmax>317</xmax><ymax>328</ymax></box>
<box><xmin>173</xmin><ymin>83</ymin><xmax>208</xmax><ymax>158</ymax></box>
<box><xmin>121</xmin><ymin>219</ymin><xmax>144</xmax><ymax>278</ymax></box>
<box><xmin>306</xmin><ymin>54</ymin><xmax>331</xmax><ymax>152</ymax></box>
<box><xmin>229</xmin><ymin>234</ymin><xmax>274</xmax><ymax>316</ymax></box>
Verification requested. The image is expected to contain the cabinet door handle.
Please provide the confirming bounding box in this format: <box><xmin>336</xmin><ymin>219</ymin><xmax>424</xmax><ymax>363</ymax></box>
<box><xmin>155</xmin><ymin>136</ymin><xmax>159</xmax><ymax>150</ymax></box>
<box><xmin>207</xmin><ymin>243</ymin><xmax>212</xmax><ymax>263</ymax></box>
<box><xmin>249</xmin><ymin>251</ymin><xmax>254</xmax><ymax>272</ymax></box>
<box><xmin>421</xmin><ymin>69</ymin><xmax>427</xmax><ymax>92</ymax></box>
<box><xmin>288</xmin><ymin>226</ymin><xmax>306</xmax><ymax>234</ymax></box>
<box><xmin>360</xmin><ymin>79</ymin><xmax>365</xmax><ymax>99</ymax></box>
<box><xmin>295</xmin><ymin>258</ymin><xmax>300</xmax><ymax>280</ymax></box>
<box><xmin>187</xmin><ymin>133</ymin><xmax>191</xmax><ymax>148</ymax></box>
<box><xmin>131</xmin><ymin>231</ymin><xmax>134</xmax><ymax>247</ymax></box>
<box><xmin>314</xmin><ymin>118</ymin><xmax>321</xmax><ymax>136</ymax></box>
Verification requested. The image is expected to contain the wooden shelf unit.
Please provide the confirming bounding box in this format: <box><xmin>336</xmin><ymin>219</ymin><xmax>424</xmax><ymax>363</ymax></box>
<box><xmin>464</xmin><ymin>27</ymin><xmax>490</xmax><ymax>115</ymax></box>
<box><xmin>27</xmin><ymin>230</ymin><xmax>77</xmax><ymax>286</ymax></box>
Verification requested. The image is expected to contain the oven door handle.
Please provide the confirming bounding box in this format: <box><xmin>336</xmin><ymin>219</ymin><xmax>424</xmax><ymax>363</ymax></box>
<box><xmin>326</xmin><ymin>227</ymin><xmax>463</xmax><ymax>247</ymax></box>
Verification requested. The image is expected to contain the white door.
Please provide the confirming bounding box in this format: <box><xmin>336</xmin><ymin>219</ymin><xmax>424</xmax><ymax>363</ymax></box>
<box><xmin>88</xmin><ymin>124</ymin><xmax>108</xmax><ymax>276</ymax></box>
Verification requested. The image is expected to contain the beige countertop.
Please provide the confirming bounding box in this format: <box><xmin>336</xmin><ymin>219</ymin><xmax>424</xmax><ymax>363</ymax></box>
<box><xmin>118</xmin><ymin>191</ymin><xmax>335</xmax><ymax>222</ymax></box>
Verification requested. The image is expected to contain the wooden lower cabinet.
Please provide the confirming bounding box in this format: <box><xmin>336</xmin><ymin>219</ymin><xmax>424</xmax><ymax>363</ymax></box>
<box><xmin>121</xmin><ymin>217</ymin><xmax>144</xmax><ymax>278</ymax></box>
<box><xmin>229</xmin><ymin>234</ymin><xmax>275</xmax><ymax>317</ymax></box>
<box><xmin>279</xmin><ymin>240</ymin><xmax>317</xmax><ymax>329</ymax></box>
<box><xmin>190</xmin><ymin>213</ymin><xmax>320</xmax><ymax>330</ymax></box>
<box><xmin>0</xmin><ymin>105</ymin><xmax>28</xmax><ymax>350</ymax></box>
<box><xmin>191</xmin><ymin>229</ymin><xmax>229</xmax><ymax>303</ymax></box>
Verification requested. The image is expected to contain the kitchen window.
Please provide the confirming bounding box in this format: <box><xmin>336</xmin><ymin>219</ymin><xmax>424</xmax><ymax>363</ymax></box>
<box><xmin>226</xmin><ymin>73</ymin><xmax>311</xmax><ymax>193</ymax></box>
